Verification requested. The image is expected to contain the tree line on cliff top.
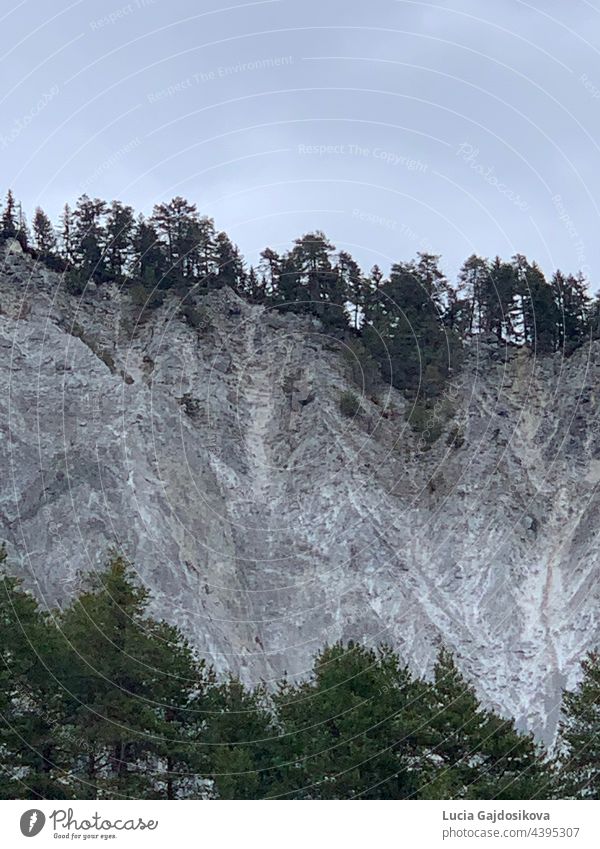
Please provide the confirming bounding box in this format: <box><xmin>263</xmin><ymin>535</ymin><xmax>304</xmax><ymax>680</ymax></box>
<box><xmin>2</xmin><ymin>189</ymin><xmax>599</xmax><ymax>405</ymax></box>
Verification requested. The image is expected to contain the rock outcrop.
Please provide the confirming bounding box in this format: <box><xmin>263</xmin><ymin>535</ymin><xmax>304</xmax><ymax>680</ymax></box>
<box><xmin>1</xmin><ymin>245</ymin><xmax>599</xmax><ymax>743</ymax></box>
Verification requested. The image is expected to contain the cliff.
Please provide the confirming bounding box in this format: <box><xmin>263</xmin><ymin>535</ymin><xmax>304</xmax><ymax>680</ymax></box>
<box><xmin>2</xmin><ymin>241</ymin><xmax>599</xmax><ymax>743</ymax></box>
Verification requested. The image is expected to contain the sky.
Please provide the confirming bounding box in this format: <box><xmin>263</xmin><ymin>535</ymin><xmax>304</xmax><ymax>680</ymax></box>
<box><xmin>2</xmin><ymin>0</ymin><xmax>600</xmax><ymax>283</ymax></box>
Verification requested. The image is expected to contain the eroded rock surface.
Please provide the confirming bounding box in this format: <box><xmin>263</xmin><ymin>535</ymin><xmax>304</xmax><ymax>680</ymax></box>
<box><xmin>1</xmin><ymin>247</ymin><xmax>599</xmax><ymax>742</ymax></box>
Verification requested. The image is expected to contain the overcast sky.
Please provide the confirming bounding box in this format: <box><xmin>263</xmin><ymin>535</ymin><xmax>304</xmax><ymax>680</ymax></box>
<box><xmin>2</xmin><ymin>0</ymin><xmax>600</xmax><ymax>283</ymax></box>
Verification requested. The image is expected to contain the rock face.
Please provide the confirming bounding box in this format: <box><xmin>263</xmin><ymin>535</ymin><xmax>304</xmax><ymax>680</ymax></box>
<box><xmin>1</xmin><ymin>246</ymin><xmax>600</xmax><ymax>743</ymax></box>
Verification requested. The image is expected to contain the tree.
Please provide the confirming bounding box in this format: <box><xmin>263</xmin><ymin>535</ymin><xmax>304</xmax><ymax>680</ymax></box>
<box><xmin>259</xmin><ymin>248</ymin><xmax>281</xmax><ymax>301</ymax></box>
<box><xmin>105</xmin><ymin>201</ymin><xmax>135</xmax><ymax>280</ymax></box>
<box><xmin>207</xmin><ymin>678</ymin><xmax>280</xmax><ymax>800</ymax></box>
<box><xmin>56</xmin><ymin>556</ymin><xmax>176</xmax><ymax>798</ymax></box>
<box><xmin>557</xmin><ymin>650</ymin><xmax>600</xmax><ymax>798</ymax></box>
<box><xmin>1</xmin><ymin>189</ymin><xmax>17</xmax><ymax>239</ymax></box>
<box><xmin>285</xmin><ymin>232</ymin><xmax>347</xmax><ymax>328</ymax></box>
<box><xmin>215</xmin><ymin>231</ymin><xmax>245</xmax><ymax>292</ymax></box>
<box><xmin>427</xmin><ymin>648</ymin><xmax>548</xmax><ymax>799</ymax></box>
<box><xmin>363</xmin><ymin>254</ymin><xmax>456</xmax><ymax>398</ymax></box>
<box><xmin>517</xmin><ymin>260</ymin><xmax>558</xmax><ymax>353</ymax></box>
<box><xmin>72</xmin><ymin>195</ymin><xmax>107</xmax><ymax>281</ymax></box>
<box><xmin>274</xmin><ymin>642</ymin><xmax>433</xmax><ymax>799</ymax></box>
<box><xmin>132</xmin><ymin>215</ymin><xmax>166</xmax><ymax>291</ymax></box>
<box><xmin>338</xmin><ymin>251</ymin><xmax>365</xmax><ymax>330</ymax></box>
<box><xmin>458</xmin><ymin>254</ymin><xmax>489</xmax><ymax>335</ymax></box>
<box><xmin>552</xmin><ymin>271</ymin><xmax>590</xmax><ymax>354</ymax></box>
<box><xmin>148</xmin><ymin>621</ymin><xmax>216</xmax><ymax>800</ymax></box>
<box><xmin>60</xmin><ymin>203</ymin><xmax>74</xmax><ymax>264</ymax></box>
<box><xmin>0</xmin><ymin>548</ymin><xmax>70</xmax><ymax>799</ymax></box>
<box><xmin>484</xmin><ymin>257</ymin><xmax>518</xmax><ymax>341</ymax></box>
<box><xmin>32</xmin><ymin>207</ymin><xmax>57</xmax><ymax>258</ymax></box>
<box><xmin>150</xmin><ymin>197</ymin><xmax>215</xmax><ymax>287</ymax></box>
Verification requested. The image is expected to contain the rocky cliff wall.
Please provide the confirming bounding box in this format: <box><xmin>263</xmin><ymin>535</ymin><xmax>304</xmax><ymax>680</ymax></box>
<box><xmin>1</xmin><ymin>243</ymin><xmax>599</xmax><ymax>742</ymax></box>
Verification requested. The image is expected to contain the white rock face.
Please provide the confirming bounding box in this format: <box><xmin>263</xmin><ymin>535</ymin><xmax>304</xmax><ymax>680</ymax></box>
<box><xmin>1</xmin><ymin>248</ymin><xmax>599</xmax><ymax>743</ymax></box>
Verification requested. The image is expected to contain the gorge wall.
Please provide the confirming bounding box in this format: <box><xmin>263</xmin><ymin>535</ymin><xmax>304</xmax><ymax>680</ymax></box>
<box><xmin>1</xmin><ymin>241</ymin><xmax>600</xmax><ymax>743</ymax></box>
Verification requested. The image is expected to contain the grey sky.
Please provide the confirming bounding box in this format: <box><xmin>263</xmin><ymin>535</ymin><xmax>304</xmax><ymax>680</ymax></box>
<box><xmin>2</xmin><ymin>0</ymin><xmax>600</xmax><ymax>284</ymax></box>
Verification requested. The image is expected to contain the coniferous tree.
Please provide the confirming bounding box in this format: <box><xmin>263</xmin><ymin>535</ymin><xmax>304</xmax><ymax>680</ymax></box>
<box><xmin>259</xmin><ymin>247</ymin><xmax>281</xmax><ymax>301</ymax></box>
<box><xmin>458</xmin><ymin>254</ymin><xmax>489</xmax><ymax>335</ymax></box>
<box><xmin>552</xmin><ymin>271</ymin><xmax>590</xmax><ymax>353</ymax></box>
<box><xmin>56</xmin><ymin>556</ymin><xmax>176</xmax><ymax>798</ymax></box>
<box><xmin>484</xmin><ymin>257</ymin><xmax>518</xmax><ymax>341</ymax></box>
<box><xmin>59</xmin><ymin>203</ymin><xmax>74</xmax><ymax>264</ymax></box>
<box><xmin>556</xmin><ymin>650</ymin><xmax>600</xmax><ymax>798</ymax></box>
<box><xmin>72</xmin><ymin>195</ymin><xmax>107</xmax><ymax>281</ymax></box>
<box><xmin>207</xmin><ymin>678</ymin><xmax>279</xmax><ymax>800</ymax></box>
<box><xmin>32</xmin><ymin>207</ymin><xmax>57</xmax><ymax>258</ymax></box>
<box><xmin>0</xmin><ymin>549</ymin><xmax>70</xmax><ymax>799</ymax></box>
<box><xmin>1</xmin><ymin>189</ymin><xmax>17</xmax><ymax>239</ymax></box>
<box><xmin>427</xmin><ymin>649</ymin><xmax>548</xmax><ymax>800</ymax></box>
<box><xmin>338</xmin><ymin>250</ymin><xmax>365</xmax><ymax>330</ymax></box>
<box><xmin>105</xmin><ymin>201</ymin><xmax>135</xmax><ymax>280</ymax></box>
<box><xmin>215</xmin><ymin>231</ymin><xmax>245</xmax><ymax>292</ymax></box>
<box><xmin>274</xmin><ymin>642</ymin><xmax>433</xmax><ymax>799</ymax></box>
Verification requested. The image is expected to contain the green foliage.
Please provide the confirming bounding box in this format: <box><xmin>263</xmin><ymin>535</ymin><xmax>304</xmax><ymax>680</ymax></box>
<box><xmin>0</xmin><ymin>548</ymin><xmax>566</xmax><ymax>800</ymax></box>
<box><xmin>407</xmin><ymin>401</ymin><xmax>443</xmax><ymax>446</ymax></box>
<box><xmin>556</xmin><ymin>650</ymin><xmax>600</xmax><ymax>798</ymax></box>
<box><xmin>339</xmin><ymin>389</ymin><xmax>361</xmax><ymax>418</ymax></box>
<box><xmin>273</xmin><ymin>642</ymin><xmax>434</xmax><ymax>799</ymax></box>
<box><xmin>5</xmin><ymin>187</ymin><xmax>594</xmax><ymax>372</ymax></box>
<box><xmin>341</xmin><ymin>337</ymin><xmax>381</xmax><ymax>393</ymax></box>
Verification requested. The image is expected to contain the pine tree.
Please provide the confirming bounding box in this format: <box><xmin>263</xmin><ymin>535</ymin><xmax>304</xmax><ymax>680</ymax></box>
<box><xmin>1</xmin><ymin>189</ymin><xmax>17</xmax><ymax>239</ymax></box>
<box><xmin>60</xmin><ymin>203</ymin><xmax>74</xmax><ymax>264</ymax></box>
<box><xmin>338</xmin><ymin>250</ymin><xmax>365</xmax><ymax>330</ymax></box>
<box><xmin>274</xmin><ymin>641</ymin><xmax>433</xmax><ymax>799</ymax></box>
<box><xmin>146</xmin><ymin>621</ymin><xmax>216</xmax><ymax>800</ymax></box>
<box><xmin>32</xmin><ymin>207</ymin><xmax>57</xmax><ymax>258</ymax></box>
<box><xmin>105</xmin><ymin>201</ymin><xmax>135</xmax><ymax>280</ymax></box>
<box><xmin>72</xmin><ymin>195</ymin><xmax>107</xmax><ymax>281</ymax></box>
<box><xmin>552</xmin><ymin>271</ymin><xmax>590</xmax><ymax>353</ymax></box>
<box><xmin>56</xmin><ymin>556</ymin><xmax>173</xmax><ymax>798</ymax></box>
<box><xmin>207</xmin><ymin>678</ymin><xmax>279</xmax><ymax>799</ymax></box>
<box><xmin>458</xmin><ymin>254</ymin><xmax>490</xmax><ymax>334</ymax></box>
<box><xmin>556</xmin><ymin>650</ymin><xmax>600</xmax><ymax>798</ymax></box>
<box><xmin>0</xmin><ymin>549</ymin><xmax>70</xmax><ymax>799</ymax></box>
<box><xmin>259</xmin><ymin>247</ymin><xmax>281</xmax><ymax>300</ymax></box>
<box><xmin>215</xmin><ymin>231</ymin><xmax>245</xmax><ymax>292</ymax></box>
<box><xmin>427</xmin><ymin>649</ymin><xmax>549</xmax><ymax>799</ymax></box>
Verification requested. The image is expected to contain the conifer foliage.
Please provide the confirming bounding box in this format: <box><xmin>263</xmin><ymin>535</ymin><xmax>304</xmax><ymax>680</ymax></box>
<box><xmin>1</xmin><ymin>550</ymin><xmax>586</xmax><ymax>801</ymax></box>
<box><xmin>0</xmin><ymin>187</ymin><xmax>597</xmax><ymax>411</ymax></box>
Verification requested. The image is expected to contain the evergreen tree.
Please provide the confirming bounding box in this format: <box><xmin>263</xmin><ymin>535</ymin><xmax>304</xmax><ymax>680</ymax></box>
<box><xmin>105</xmin><ymin>201</ymin><xmax>135</xmax><ymax>280</ymax></box>
<box><xmin>338</xmin><ymin>250</ymin><xmax>365</xmax><ymax>330</ymax></box>
<box><xmin>484</xmin><ymin>257</ymin><xmax>518</xmax><ymax>341</ymax></box>
<box><xmin>552</xmin><ymin>271</ymin><xmax>590</xmax><ymax>353</ymax></box>
<box><xmin>427</xmin><ymin>649</ymin><xmax>548</xmax><ymax>799</ymax></box>
<box><xmin>0</xmin><ymin>549</ymin><xmax>70</xmax><ymax>799</ymax></box>
<box><xmin>259</xmin><ymin>247</ymin><xmax>281</xmax><ymax>301</ymax></box>
<box><xmin>1</xmin><ymin>189</ymin><xmax>17</xmax><ymax>239</ymax></box>
<box><xmin>72</xmin><ymin>195</ymin><xmax>107</xmax><ymax>281</ymax></box>
<box><xmin>518</xmin><ymin>260</ymin><xmax>558</xmax><ymax>353</ymax></box>
<box><xmin>60</xmin><ymin>203</ymin><xmax>74</xmax><ymax>264</ymax></box>
<box><xmin>56</xmin><ymin>556</ymin><xmax>175</xmax><ymax>798</ymax></box>
<box><xmin>457</xmin><ymin>254</ymin><xmax>489</xmax><ymax>335</ymax></box>
<box><xmin>132</xmin><ymin>215</ymin><xmax>166</xmax><ymax>290</ymax></box>
<box><xmin>274</xmin><ymin>642</ymin><xmax>433</xmax><ymax>799</ymax></box>
<box><xmin>215</xmin><ymin>231</ymin><xmax>245</xmax><ymax>292</ymax></box>
<box><xmin>286</xmin><ymin>232</ymin><xmax>347</xmax><ymax>328</ymax></box>
<box><xmin>207</xmin><ymin>678</ymin><xmax>279</xmax><ymax>800</ymax></box>
<box><xmin>363</xmin><ymin>253</ymin><xmax>456</xmax><ymax>397</ymax></box>
<box><xmin>32</xmin><ymin>207</ymin><xmax>57</xmax><ymax>258</ymax></box>
<box><xmin>556</xmin><ymin>650</ymin><xmax>600</xmax><ymax>798</ymax></box>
